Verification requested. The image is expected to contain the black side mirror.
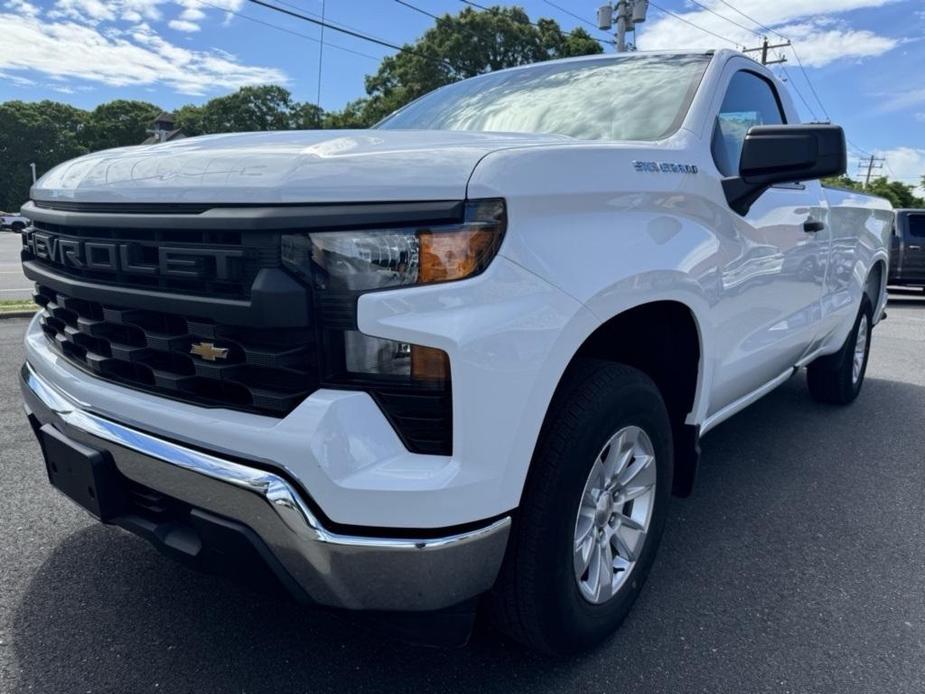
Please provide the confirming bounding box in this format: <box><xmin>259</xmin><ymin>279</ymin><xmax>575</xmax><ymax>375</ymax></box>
<box><xmin>722</xmin><ymin>124</ymin><xmax>847</xmax><ymax>215</ymax></box>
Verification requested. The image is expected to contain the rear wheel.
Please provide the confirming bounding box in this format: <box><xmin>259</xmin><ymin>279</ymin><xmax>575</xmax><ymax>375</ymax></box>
<box><xmin>490</xmin><ymin>360</ymin><xmax>672</xmax><ymax>654</ymax></box>
<box><xmin>807</xmin><ymin>297</ymin><xmax>872</xmax><ymax>405</ymax></box>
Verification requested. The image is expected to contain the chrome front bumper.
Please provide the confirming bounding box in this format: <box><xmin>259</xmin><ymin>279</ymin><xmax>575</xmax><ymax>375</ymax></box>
<box><xmin>20</xmin><ymin>363</ymin><xmax>510</xmax><ymax>611</ymax></box>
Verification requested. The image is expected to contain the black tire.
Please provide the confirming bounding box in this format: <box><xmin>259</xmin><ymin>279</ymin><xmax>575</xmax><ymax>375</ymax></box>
<box><xmin>490</xmin><ymin>360</ymin><xmax>673</xmax><ymax>654</ymax></box>
<box><xmin>11</xmin><ymin>222</ymin><xmax>24</xmax><ymax>233</ymax></box>
<box><xmin>807</xmin><ymin>296</ymin><xmax>873</xmax><ymax>405</ymax></box>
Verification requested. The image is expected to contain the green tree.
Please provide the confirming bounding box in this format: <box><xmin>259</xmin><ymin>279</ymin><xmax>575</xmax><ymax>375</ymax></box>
<box><xmin>345</xmin><ymin>6</ymin><xmax>603</xmax><ymax>126</ymax></box>
<box><xmin>867</xmin><ymin>177</ymin><xmax>923</xmax><ymax>209</ymax></box>
<box><xmin>823</xmin><ymin>175</ymin><xmax>924</xmax><ymax>208</ymax></box>
<box><xmin>290</xmin><ymin>102</ymin><xmax>324</xmax><ymax>130</ymax></box>
<box><xmin>80</xmin><ymin>100</ymin><xmax>161</xmax><ymax>152</ymax></box>
<box><xmin>175</xmin><ymin>85</ymin><xmax>297</xmax><ymax>135</ymax></box>
<box><xmin>321</xmin><ymin>99</ymin><xmax>369</xmax><ymax>129</ymax></box>
<box><xmin>172</xmin><ymin>103</ymin><xmax>206</xmax><ymax>137</ymax></box>
<box><xmin>0</xmin><ymin>100</ymin><xmax>87</xmax><ymax>211</ymax></box>
<box><xmin>822</xmin><ymin>175</ymin><xmax>863</xmax><ymax>191</ymax></box>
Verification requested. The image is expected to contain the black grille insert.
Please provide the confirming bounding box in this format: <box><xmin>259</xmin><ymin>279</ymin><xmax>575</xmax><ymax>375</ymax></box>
<box><xmin>35</xmin><ymin>284</ymin><xmax>318</xmax><ymax>416</ymax></box>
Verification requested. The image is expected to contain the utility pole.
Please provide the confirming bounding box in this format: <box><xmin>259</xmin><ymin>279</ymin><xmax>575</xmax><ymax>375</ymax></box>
<box><xmin>742</xmin><ymin>37</ymin><xmax>790</xmax><ymax>65</ymax></box>
<box><xmin>315</xmin><ymin>0</ymin><xmax>325</xmax><ymax>107</ymax></box>
<box><xmin>598</xmin><ymin>1</ymin><xmax>648</xmax><ymax>52</ymax></box>
<box><xmin>29</xmin><ymin>163</ymin><xmax>36</xmax><ymax>185</ymax></box>
<box><xmin>857</xmin><ymin>155</ymin><xmax>885</xmax><ymax>188</ymax></box>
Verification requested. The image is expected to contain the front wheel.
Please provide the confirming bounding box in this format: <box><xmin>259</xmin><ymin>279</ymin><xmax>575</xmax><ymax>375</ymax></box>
<box><xmin>807</xmin><ymin>297</ymin><xmax>873</xmax><ymax>405</ymax></box>
<box><xmin>490</xmin><ymin>360</ymin><xmax>672</xmax><ymax>654</ymax></box>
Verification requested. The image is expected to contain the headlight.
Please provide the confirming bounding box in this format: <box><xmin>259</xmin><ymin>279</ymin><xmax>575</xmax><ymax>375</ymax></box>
<box><xmin>278</xmin><ymin>200</ymin><xmax>504</xmax><ymax>455</ymax></box>
<box><xmin>281</xmin><ymin>199</ymin><xmax>506</xmax><ymax>291</ymax></box>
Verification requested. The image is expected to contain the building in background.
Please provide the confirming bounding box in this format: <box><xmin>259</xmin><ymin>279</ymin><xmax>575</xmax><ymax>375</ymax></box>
<box><xmin>142</xmin><ymin>112</ymin><xmax>184</xmax><ymax>144</ymax></box>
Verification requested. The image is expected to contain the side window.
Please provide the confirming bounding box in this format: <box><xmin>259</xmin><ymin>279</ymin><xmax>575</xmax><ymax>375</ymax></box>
<box><xmin>907</xmin><ymin>214</ymin><xmax>925</xmax><ymax>239</ymax></box>
<box><xmin>711</xmin><ymin>71</ymin><xmax>786</xmax><ymax>176</ymax></box>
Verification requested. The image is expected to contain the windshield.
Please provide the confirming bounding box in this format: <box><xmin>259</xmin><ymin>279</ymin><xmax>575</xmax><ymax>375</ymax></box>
<box><xmin>377</xmin><ymin>54</ymin><xmax>711</xmax><ymax>142</ymax></box>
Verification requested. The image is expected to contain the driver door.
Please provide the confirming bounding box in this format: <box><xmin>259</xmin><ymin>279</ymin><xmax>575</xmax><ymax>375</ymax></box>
<box><xmin>707</xmin><ymin>66</ymin><xmax>831</xmax><ymax>414</ymax></box>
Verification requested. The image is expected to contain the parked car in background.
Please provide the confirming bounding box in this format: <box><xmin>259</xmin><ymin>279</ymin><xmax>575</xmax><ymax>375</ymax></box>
<box><xmin>889</xmin><ymin>209</ymin><xmax>925</xmax><ymax>290</ymax></box>
<box><xmin>17</xmin><ymin>49</ymin><xmax>893</xmax><ymax>654</ymax></box>
<box><xmin>1</xmin><ymin>212</ymin><xmax>29</xmax><ymax>233</ymax></box>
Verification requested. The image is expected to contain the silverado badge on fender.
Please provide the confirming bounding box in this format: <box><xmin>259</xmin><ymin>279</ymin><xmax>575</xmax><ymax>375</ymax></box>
<box><xmin>632</xmin><ymin>160</ymin><xmax>699</xmax><ymax>174</ymax></box>
<box><xmin>190</xmin><ymin>342</ymin><xmax>229</xmax><ymax>361</ymax></box>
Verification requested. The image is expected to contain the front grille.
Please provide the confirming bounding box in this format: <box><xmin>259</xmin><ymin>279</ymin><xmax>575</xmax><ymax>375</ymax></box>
<box><xmin>23</xmin><ymin>221</ymin><xmax>279</xmax><ymax>300</ymax></box>
<box><xmin>35</xmin><ymin>284</ymin><xmax>317</xmax><ymax>416</ymax></box>
<box><xmin>25</xmin><ymin>202</ymin><xmax>456</xmax><ymax>454</ymax></box>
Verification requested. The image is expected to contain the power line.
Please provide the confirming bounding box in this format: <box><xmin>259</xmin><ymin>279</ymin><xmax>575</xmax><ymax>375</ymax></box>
<box><xmin>847</xmin><ymin>139</ymin><xmax>871</xmax><ymax>158</ymax></box>
<box><xmin>394</xmin><ymin>0</ymin><xmax>501</xmax><ymax>47</ymax></box>
<box><xmin>247</xmin><ymin>0</ymin><xmax>453</xmax><ymax>68</ymax></box>
<box><xmin>685</xmin><ymin>2</ymin><xmax>837</xmax><ymax>143</ymax></box>
<box><xmin>274</xmin><ymin>0</ymin><xmax>412</xmax><ymax>48</ymax></box>
<box><xmin>458</xmin><ymin>0</ymin><xmax>616</xmax><ymax>46</ymax></box>
<box><xmin>704</xmin><ymin>2</ymin><xmax>832</xmax><ymax>126</ymax></box>
<box><xmin>711</xmin><ymin>0</ymin><xmax>783</xmax><ymax>38</ymax></box>
<box><xmin>647</xmin><ymin>0</ymin><xmax>740</xmax><ymax>47</ymax></box>
<box><xmin>394</xmin><ymin>0</ymin><xmax>440</xmax><ymax>20</ymax></box>
<box><xmin>542</xmin><ymin>0</ymin><xmax>600</xmax><ymax>31</ymax></box>
<box><xmin>788</xmin><ymin>44</ymin><xmax>830</xmax><ymax>123</ymax></box>
<box><xmin>683</xmin><ymin>0</ymin><xmax>762</xmax><ymax>37</ymax></box>
<box><xmin>776</xmin><ymin>66</ymin><xmax>819</xmax><ymax>121</ymax></box>
<box><xmin>194</xmin><ymin>0</ymin><xmax>382</xmax><ymax>62</ymax></box>
<box><xmin>643</xmin><ymin>0</ymin><xmax>877</xmax><ymax>166</ymax></box>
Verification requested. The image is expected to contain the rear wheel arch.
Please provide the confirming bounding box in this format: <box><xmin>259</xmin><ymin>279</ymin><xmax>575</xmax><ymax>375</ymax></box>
<box><xmin>865</xmin><ymin>259</ymin><xmax>886</xmax><ymax>317</ymax></box>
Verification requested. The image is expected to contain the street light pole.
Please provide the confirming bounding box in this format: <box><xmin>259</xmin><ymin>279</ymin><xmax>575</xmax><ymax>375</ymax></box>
<box><xmin>30</xmin><ymin>163</ymin><xmax>36</xmax><ymax>185</ymax></box>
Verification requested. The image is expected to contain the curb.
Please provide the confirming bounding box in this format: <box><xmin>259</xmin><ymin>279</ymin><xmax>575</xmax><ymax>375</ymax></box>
<box><xmin>0</xmin><ymin>310</ymin><xmax>36</xmax><ymax>320</ymax></box>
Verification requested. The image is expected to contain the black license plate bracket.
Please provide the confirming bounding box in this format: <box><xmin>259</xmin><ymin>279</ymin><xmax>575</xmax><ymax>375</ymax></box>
<box><xmin>39</xmin><ymin>424</ymin><xmax>124</xmax><ymax>521</ymax></box>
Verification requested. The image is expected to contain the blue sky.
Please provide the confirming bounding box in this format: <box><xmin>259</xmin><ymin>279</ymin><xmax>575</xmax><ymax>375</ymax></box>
<box><xmin>1</xmin><ymin>0</ymin><xmax>923</xmax><ymax>189</ymax></box>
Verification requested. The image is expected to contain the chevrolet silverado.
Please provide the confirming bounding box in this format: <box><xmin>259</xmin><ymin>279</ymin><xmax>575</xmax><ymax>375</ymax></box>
<box><xmin>17</xmin><ymin>49</ymin><xmax>892</xmax><ymax>653</ymax></box>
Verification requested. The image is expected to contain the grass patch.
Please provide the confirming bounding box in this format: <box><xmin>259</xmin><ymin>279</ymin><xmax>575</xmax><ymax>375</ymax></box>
<box><xmin>0</xmin><ymin>299</ymin><xmax>35</xmax><ymax>314</ymax></box>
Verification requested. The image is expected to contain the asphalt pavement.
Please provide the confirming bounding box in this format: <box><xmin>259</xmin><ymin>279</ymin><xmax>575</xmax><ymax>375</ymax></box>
<box><xmin>1</xmin><ymin>294</ymin><xmax>924</xmax><ymax>693</ymax></box>
<box><xmin>0</xmin><ymin>233</ymin><xmax>30</xmax><ymax>301</ymax></box>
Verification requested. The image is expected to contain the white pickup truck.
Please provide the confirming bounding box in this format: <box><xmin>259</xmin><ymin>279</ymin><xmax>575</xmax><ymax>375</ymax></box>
<box><xmin>18</xmin><ymin>49</ymin><xmax>892</xmax><ymax>653</ymax></box>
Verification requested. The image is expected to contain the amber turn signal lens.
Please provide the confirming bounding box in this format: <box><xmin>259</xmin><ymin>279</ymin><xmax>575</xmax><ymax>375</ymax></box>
<box><xmin>418</xmin><ymin>228</ymin><xmax>501</xmax><ymax>283</ymax></box>
<box><xmin>411</xmin><ymin>345</ymin><xmax>449</xmax><ymax>381</ymax></box>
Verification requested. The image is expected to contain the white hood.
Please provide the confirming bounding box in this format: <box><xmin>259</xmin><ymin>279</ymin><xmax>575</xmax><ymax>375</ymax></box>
<box><xmin>31</xmin><ymin>129</ymin><xmax>568</xmax><ymax>205</ymax></box>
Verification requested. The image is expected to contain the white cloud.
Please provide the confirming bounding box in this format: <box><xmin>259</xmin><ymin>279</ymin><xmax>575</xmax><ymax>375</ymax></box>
<box><xmin>636</xmin><ymin>0</ymin><xmax>898</xmax><ymax>68</ymax></box>
<box><xmin>179</xmin><ymin>7</ymin><xmax>206</xmax><ymax>21</ymax></box>
<box><xmin>0</xmin><ymin>12</ymin><xmax>287</xmax><ymax>95</ymax></box>
<box><xmin>915</xmin><ymin>113</ymin><xmax>925</xmax><ymax>123</ymax></box>
<box><xmin>879</xmin><ymin>88</ymin><xmax>925</xmax><ymax>113</ymax></box>
<box><xmin>776</xmin><ymin>21</ymin><xmax>898</xmax><ymax>67</ymax></box>
<box><xmin>48</xmin><ymin>0</ymin><xmax>115</xmax><ymax>23</ymax></box>
<box><xmin>0</xmin><ymin>71</ymin><xmax>36</xmax><ymax>87</ymax></box>
<box><xmin>875</xmin><ymin>147</ymin><xmax>925</xmax><ymax>196</ymax></box>
<box><xmin>168</xmin><ymin>19</ymin><xmax>200</xmax><ymax>32</ymax></box>
<box><xmin>4</xmin><ymin>0</ymin><xmax>40</xmax><ymax>17</ymax></box>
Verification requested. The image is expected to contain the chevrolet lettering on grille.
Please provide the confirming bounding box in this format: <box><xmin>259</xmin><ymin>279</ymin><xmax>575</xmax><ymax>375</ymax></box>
<box><xmin>24</xmin><ymin>230</ymin><xmax>244</xmax><ymax>281</ymax></box>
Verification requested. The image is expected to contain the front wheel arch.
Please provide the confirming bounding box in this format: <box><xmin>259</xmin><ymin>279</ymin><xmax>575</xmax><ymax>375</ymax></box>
<box><xmin>531</xmin><ymin>300</ymin><xmax>704</xmax><ymax>500</ymax></box>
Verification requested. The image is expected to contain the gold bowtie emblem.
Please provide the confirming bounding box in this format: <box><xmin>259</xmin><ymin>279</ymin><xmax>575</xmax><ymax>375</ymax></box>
<box><xmin>190</xmin><ymin>342</ymin><xmax>229</xmax><ymax>362</ymax></box>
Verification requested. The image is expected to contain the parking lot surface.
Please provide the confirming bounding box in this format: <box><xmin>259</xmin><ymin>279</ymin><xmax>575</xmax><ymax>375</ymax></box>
<box><xmin>1</xmin><ymin>293</ymin><xmax>924</xmax><ymax>693</ymax></box>
<box><xmin>0</xmin><ymin>233</ymin><xmax>29</xmax><ymax>301</ymax></box>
